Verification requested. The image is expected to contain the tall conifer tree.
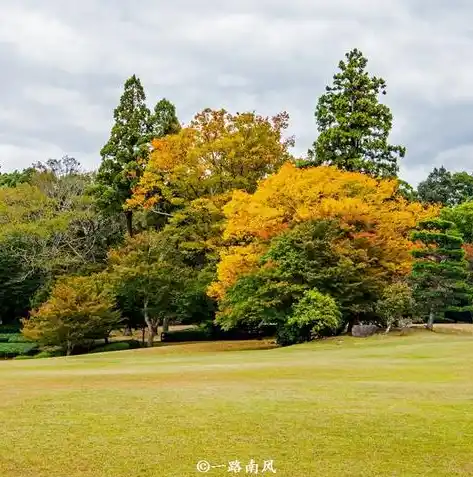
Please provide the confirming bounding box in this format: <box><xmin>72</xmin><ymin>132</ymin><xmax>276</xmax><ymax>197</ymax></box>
<box><xmin>310</xmin><ymin>48</ymin><xmax>405</xmax><ymax>178</ymax></box>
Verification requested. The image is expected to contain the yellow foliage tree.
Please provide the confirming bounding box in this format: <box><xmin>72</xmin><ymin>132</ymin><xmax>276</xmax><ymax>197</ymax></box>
<box><xmin>23</xmin><ymin>274</ymin><xmax>121</xmax><ymax>355</ymax></box>
<box><xmin>209</xmin><ymin>163</ymin><xmax>439</xmax><ymax>300</ymax></box>
<box><xmin>126</xmin><ymin>108</ymin><xmax>294</xmax><ymax>212</ymax></box>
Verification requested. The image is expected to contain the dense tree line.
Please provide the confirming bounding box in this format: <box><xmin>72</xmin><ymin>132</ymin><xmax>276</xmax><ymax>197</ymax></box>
<box><xmin>1</xmin><ymin>49</ymin><xmax>473</xmax><ymax>355</ymax></box>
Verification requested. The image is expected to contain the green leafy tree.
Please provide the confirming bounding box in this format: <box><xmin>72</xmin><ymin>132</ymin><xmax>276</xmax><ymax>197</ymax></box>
<box><xmin>23</xmin><ymin>274</ymin><xmax>121</xmax><ymax>355</ymax></box>
<box><xmin>217</xmin><ymin>267</ymin><xmax>306</xmax><ymax>335</ymax></box>
<box><xmin>123</xmin><ymin>195</ymin><xmax>225</xmax><ymax>336</ymax></box>
<box><xmin>452</xmin><ymin>171</ymin><xmax>473</xmax><ymax>204</ymax></box>
<box><xmin>280</xmin><ymin>289</ymin><xmax>342</xmax><ymax>346</ymax></box>
<box><xmin>262</xmin><ymin>220</ymin><xmax>385</xmax><ymax>324</ymax></box>
<box><xmin>417</xmin><ymin>166</ymin><xmax>473</xmax><ymax>206</ymax></box>
<box><xmin>0</xmin><ymin>167</ymin><xmax>35</xmax><ymax>188</ymax></box>
<box><xmin>0</xmin><ymin>160</ymin><xmax>123</xmax><ymax>323</ymax></box>
<box><xmin>375</xmin><ymin>281</ymin><xmax>415</xmax><ymax>333</ymax></box>
<box><xmin>217</xmin><ymin>220</ymin><xmax>389</xmax><ymax>341</ymax></box>
<box><xmin>441</xmin><ymin>201</ymin><xmax>473</xmax><ymax>243</ymax></box>
<box><xmin>0</xmin><ymin>234</ymin><xmax>44</xmax><ymax>324</ymax></box>
<box><xmin>410</xmin><ymin>219</ymin><xmax>473</xmax><ymax>329</ymax></box>
<box><xmin>108</xmin><ymin>231</ymin><xmax>190</xmax><ymax>346</ymax></box>
<box><xmin>310</xmin><ymin>48</ymin><xmax>405</xmax><ymax>178</ymax></box>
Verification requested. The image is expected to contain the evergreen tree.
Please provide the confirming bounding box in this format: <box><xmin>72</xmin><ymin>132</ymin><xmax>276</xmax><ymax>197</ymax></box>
<box><xmin>96</xmin><ymin>75</ymin><xmax>151</xmax><ymax>236</ymax></box>
<box><xmin>417</xmin><ymin>166</ymin><xmax>473</xmax><ymax>206</ymax></box>
<box><xmin>95</xmin><ymin>76</ymin><xmax>180</xmax><ymax>237</ymax></box>
<box><xmin>410</xmin><ymin>219</ymin><xmax>473</xmax><ymax>329</ymax></box>
<box><xmin>310</xmin><ymin>48</ymin><xmax>405</xmax><ymax>178</ymax></box>
<box><xmin>150</xmin><ymin>98</ymin><xmax>181</xmax><ymax>138</ymax></box>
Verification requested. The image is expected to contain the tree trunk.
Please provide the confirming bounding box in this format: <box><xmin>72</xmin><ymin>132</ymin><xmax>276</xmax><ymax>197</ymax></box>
<box><xmin>125</xmin><ymin>210</ymin><xmax>133</xmax><ymax>237</ymax></box>
<box><xmin>123</xmin><ymin>325</ymin><xmax>132</xmax><ymax>336</ymax></box>
<box><xmin>141</xmin><ymin>326</ymin><xmax>145</xmax><ymax>346</ymax></box>
<box><xmin>66</xmin><ymin>341</ymin><xmax>73</xmax><ymax>356</ymax></box>
<box><xmin>426</xmin><ymin>309</ymin><xmax>435</xmax><ymax>330</ymax></box>
<box><xmin>147</xmin><ymin>327</ymin><xmax>155</xmax><ymax>347</ymax></box>
<box><xmin>143</xmin><ymin>297</ymin><xmax>155</xmax><ymax>347</ymax></box>
<box><xmin>104</xmin><ymin>336</ymin><xmax>109</xmax><ymax>345</ymax></box>
<box><xmin>162</xmin><ymin>317</ymin><xmax>170</xmax><ymax>334</ymax></box>
<box><xmin>347</xmin><ymin>316</ymin><xmax>358</xmax><ymax>334</ymax></box>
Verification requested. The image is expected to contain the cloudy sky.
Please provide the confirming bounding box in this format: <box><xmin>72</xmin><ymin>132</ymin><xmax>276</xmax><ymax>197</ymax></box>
<box><xmin>0</xmin><ymin>0</ymin><xmax>471</xmax><ymax>185</ymax></box>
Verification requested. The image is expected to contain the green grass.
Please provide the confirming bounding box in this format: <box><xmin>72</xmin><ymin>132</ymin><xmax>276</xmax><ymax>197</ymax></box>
<box><xmin>1</xmin><ymin>330</ymin><xmax>473</xmax><ymax>476</ymax></box>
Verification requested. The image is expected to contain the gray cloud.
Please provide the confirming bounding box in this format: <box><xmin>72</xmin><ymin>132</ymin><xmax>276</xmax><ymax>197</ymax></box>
<box><xmin>0</xmin><ymin>0</ymin><xmax>472</xmax><ymax>184</ymax></box>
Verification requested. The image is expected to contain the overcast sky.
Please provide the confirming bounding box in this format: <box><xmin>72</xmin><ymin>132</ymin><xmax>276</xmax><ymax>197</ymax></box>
<box><xmin>0</xmin><ymin>0</ymin><xmax>471</xmax><ymax>185</ymax></box>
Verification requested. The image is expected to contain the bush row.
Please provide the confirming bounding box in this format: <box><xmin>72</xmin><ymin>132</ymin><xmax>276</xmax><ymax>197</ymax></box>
<box><xmin>0</xmin><ymin>342</ymin><xmax>38</xmax><ymax>358</ymax></box>
<box><xmin>4</xmin><ymin>339</ymin><xmax>142</xmax><ymax>359</ymax></box>
<box><xmin>0</xmin><ymin>324</ymin><xmax>21</xmax><ymax>334</ymax></box>
<box><xmin>90</xmin><ymin>340</ymin><xmax>142</xmax><ymax>354</ymax></box>
<box><xmin>161</xmin><ymin>324</ymin><xmax>277</xmax><ymax>343</ymax></box>
<box><xmin>0</xmin><ymin>333</ymin><xmax>31</xmax><ymax>343</ymax></box>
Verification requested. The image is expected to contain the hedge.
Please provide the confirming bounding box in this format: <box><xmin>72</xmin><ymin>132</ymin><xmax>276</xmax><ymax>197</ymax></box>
<box><xmin>160</xmin><ymin>328</ymin><xmax>212</xmax><ymax>343</ymax></box>
<box><xmin>161</xmin><ymin>324</ymin><xmax>277</xmax><ymax>343</ymax></box>
<box><xmin>0</xmin><ymin>333</ymin><xmax>33</xmax><ymax>343</ymax></box>
<box><xmin>90</xmin><ymin>340</ymin><xmax>142</xmax><ymax>354</ymax></box>
<box><xmin>0</xmin><ymin>324</ymin><xmax>21</xmax><ymax>334</ymax></box>
<box><xmin>0</xmin><ymin>342</ymin><xmax>38</xmax><ymax>358</ymax></box>
<box><xmin>8</xmin><ymin>334</ymin><xmax>32</xmax><ymax>343</ymax></box>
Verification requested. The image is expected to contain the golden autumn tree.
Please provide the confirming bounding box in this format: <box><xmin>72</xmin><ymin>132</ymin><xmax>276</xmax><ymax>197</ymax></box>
<box><xmin>126</xmin><ymin>108</ymin><xmax>294</xmax><ymax>214</ymax></box>
<box><xmin>23</xmin><ymin>274</ymin><xmax>121</xmax><ymax>355</ymax></box>
<box><xmin>209</xmin><ymin>164</ymin><xmax>439</xmax><ymax>311</ymax></box>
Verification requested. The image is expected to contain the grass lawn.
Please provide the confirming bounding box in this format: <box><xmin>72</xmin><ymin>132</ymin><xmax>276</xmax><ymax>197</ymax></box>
<box><xmin>1</xmin><ymin>330</ymin><xmax>473</xmax><ymax>477</ymax></box>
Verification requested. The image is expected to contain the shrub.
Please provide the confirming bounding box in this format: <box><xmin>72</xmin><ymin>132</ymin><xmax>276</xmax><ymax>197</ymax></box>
<box><xmin>161</xmin><ymin>327</ymin><xmax>211</xmax><ymax>343</ymax></box>
<box><xmin>0</xmin><ymin>332</ymin><xmax>30</xmax><ymax>343</ymax></box>
<box><xmin>13</xmin><ymin>355</ymin><xmax>35</xmax><ymax>360</ymax></box>
<box><xmin>161</xmin><ymin>324</ymin><xmax>277</xmax><ymax>343</ymax></box>
<box><xmin>34</xmin><ymin>349</ymin><xmax>64</xmax><ymax>359</ymax></box>
<box><xmin>125</xmin><ymin>339</ymin><xmax>142</xmax><ymax>349</ymax></box>
<box><xmin>278</xmin><ymin>289</ymin><xmax>342</xmax><ymax>346</ymax></box>
<box><xmin>375</xmin><ymin>282</ymin><xmax>415</xmax><ymax>333</ymax></box>
<box><xmin>276</xmin><ymin>322</ymin><xmax>307</xmax><ymax>347</ymax></box>
<box><xmin>0</xmin><ymin>342</ymin><xmax>39</xmax><ymax>358</ymax></box>
<box><xmin>91</xmin><ymin>340</ymin><xmax>141</xmax><ymax>354</ymax></box>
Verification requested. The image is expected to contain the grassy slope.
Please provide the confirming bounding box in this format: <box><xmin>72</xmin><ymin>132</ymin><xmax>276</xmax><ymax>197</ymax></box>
<box><xmin>1</xmin><ymin>331</ymin><xmax>473</xmax><ymax>477</ymax></box>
